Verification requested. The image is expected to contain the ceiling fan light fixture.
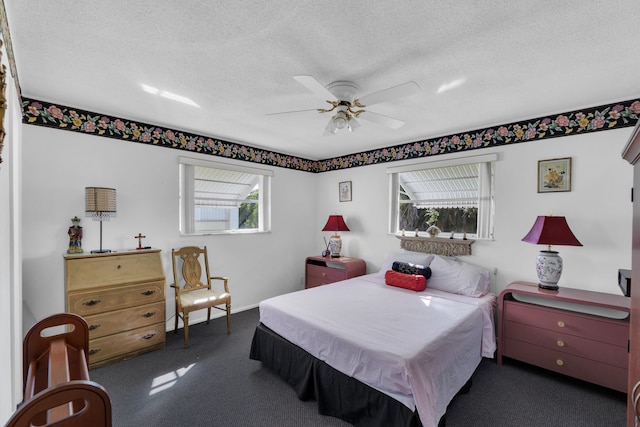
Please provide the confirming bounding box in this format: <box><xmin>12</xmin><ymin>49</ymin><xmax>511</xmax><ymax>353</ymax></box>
<box><xmin>333</xmin><ymin>111</ymin><xmax>348</xmax><ymax>129</ymax></box>
<box><xmin>348</xmin><ymin>117</ymin><xmax>360</xmax><ymax>133</ymax></box>
<box><xmin>325</xmin><ymin>117</ymin><xmax>338</xmax><ymax>134</ymax></box>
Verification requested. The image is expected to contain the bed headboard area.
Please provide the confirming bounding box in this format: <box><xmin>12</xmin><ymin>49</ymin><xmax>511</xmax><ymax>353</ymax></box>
<box><xmin>395</xmin><ymin>235</ymin><xmax>475</xmax><ymax>257</ymax></box>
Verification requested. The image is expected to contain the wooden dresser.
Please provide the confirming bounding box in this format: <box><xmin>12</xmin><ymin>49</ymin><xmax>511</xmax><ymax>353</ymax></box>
<box><xmin>64</xmin><ymin>249</ymin><xmax>166</xmax><ymax>368</ymax></box>
<box><xmin>497</xmin><ymin>281</ymin><xmax>630</xmax><ymax>392</ymax></box>
<box><xmin>305</xmin><ymin>256</ymin><xmax>366</xmax><ymax>288</ymax></box>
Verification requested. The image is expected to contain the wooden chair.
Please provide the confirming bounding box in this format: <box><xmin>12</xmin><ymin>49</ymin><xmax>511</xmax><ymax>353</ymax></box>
<box><xmin>170</xmin><ymin>246</ymin><xmax>231</xmax><ymax>348</ymax></box>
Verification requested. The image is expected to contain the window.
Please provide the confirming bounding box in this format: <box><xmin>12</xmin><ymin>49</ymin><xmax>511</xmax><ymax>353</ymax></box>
<box><xmin>179</xmin><ymin>157</ymin><xmax>272</xmax><ymax>234</ymax></box>
<box><xmin>388</xmin><ymin>154</ymin><xmax>496</xmax><ymax>239</ymax></box>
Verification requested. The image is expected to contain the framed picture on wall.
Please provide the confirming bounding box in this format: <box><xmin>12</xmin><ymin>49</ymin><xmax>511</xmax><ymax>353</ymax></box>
<box><xmin>538</xmin><ymin>157</ymin><xmax>571</xmax><ymax>193</ymax></box>
<box><xmin>339</xmin><ymin>181</ymin><xmax>352</xmax><ymax>202</ymax></box>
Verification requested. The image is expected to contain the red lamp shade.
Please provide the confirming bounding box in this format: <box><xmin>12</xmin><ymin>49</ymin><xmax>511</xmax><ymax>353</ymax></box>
<box><xmin>322</xmin><ymin>215</ymin><xmax>350</xmax><ymax>233</ymax></box>
<box><xmin>521</xmin><ymin>216</ymin><xmax>582</xmax><ymax>247</ymax></box>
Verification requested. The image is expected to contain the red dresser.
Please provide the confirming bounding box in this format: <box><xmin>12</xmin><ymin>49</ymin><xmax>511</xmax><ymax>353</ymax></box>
<box><xmin>498</xmin><ymin>281</ymin><xmax>630</xmax><ymax>392</ymax></box>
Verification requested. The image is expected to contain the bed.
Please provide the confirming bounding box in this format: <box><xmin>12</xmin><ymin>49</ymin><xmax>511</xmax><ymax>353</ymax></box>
<box><xmin>250</xmin><ymin>251</ymin><xmax>496</xmax><ymax>427</ymax></box>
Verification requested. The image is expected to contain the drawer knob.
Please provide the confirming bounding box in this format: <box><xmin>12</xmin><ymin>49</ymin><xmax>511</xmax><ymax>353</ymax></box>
<box><xmin>141</xmin><ymin>290</ymin><xmax>156</xmax><ymax>296</ymax></box>
<box><xmin>557</xmin><ymin>321</ymin><xmax>565</xmax><ymax>328</ymax></box>
<box><xmin>556</xmin><ymin>359</ymin><xmax>564</xmax><ymax>366</ymax></box>
<box><xmin>556</xmin><ymin>340</ymin><xmax>565</xmax><ymax>347</ymax></box>
<box><xmin>89</xmin><ymin>348</ymin><xmax>101</xmax><ymax>355</ymax></box>
<box><xmin>142</xmin><ymin>333</ymin><xmax>156</xmax><ymax>340</ymax></box>
<box><xmin>142</xmin><ymin>312</ymin><xmax>156</xmax><ymax>318</ymax></box>
<box><xmin>83</xmin><ymin>299</ymin><xmax>101</xmax><ymax>306</ymax></box>
<box><xmin>89</xmin><ymin>324</ymin><xmax>101</xmax><ymax>331</ymax></box>
<box><xmin>117</xmin><ymin>265</ymin><xmax>121</xmax><ymax>269</ymax></box>
<box><xmin>322</xmin><ymin>273</ymin><xmax>327</xmax><ymax>277</ymax></box>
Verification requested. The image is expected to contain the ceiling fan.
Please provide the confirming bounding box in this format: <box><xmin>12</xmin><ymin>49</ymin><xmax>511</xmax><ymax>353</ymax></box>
<box><xmin>268</xmin><ymin>75</ymin><xmax>420</xmax><ymax>135</ymax></box>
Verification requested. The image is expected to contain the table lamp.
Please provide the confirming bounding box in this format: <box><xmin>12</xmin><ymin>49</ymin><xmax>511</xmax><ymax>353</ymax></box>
<box><xmin>322</xmin><ymin>215</ymin><xmax>350</xmax><ymax>258</ymax></box>
<box><xmin>521</xmin><ymin>215</ymin><xmax>582</xmax><ymax>290</ymax></box>
<box><xmin>85</xmin><ymin>187</ymin><xmax>117</xmax><ymax>253</ymax></box>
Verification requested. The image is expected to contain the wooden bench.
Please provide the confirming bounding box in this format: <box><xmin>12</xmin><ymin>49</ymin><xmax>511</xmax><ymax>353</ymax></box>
<box><xmin>6</xmin><ymin>313</ymin><xmax>112</xmax><ymax>427</ymax></box>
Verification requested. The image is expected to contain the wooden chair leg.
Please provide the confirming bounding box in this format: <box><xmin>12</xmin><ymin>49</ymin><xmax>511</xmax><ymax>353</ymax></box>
<box><xmin>207</xmin><ymin>307</ymin><xmax>211</xmax><ymax>324</ymax></box>
<box><xmin>183</xmin><ymin>314</ymin><xmax>189</xmax><ymax>349</ymax></box>
<box><xmin>226</xmin><ymin>303</ymin><xmax>231</xmax><ymax>334</ymax></box>
<box><xmin>174</xmin><ymin>302</ymin><xmax>179</xmax><ymax>333</ymax></box>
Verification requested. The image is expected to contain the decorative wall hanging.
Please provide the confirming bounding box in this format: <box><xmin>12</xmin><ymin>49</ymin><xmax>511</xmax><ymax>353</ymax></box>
<box><xmin>538</xmin><ymin>157</ymin><xmax>571</xmax><ymax>193</ymax></box>
<box><xmin>395</xmin><ymin>235</ymin><xmax>474</xmax><ymax>256</ymax></box>
<box><xmin>339</xmin><ymin>181</ymin><xmax>352</xmax><ymax>202</ymax></box>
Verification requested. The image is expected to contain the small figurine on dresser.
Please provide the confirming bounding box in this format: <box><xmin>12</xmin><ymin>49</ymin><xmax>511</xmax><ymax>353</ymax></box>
<box><xmin>67</xmin><ymin>216</ymin><xmax>83</xmax><ymax>254</ymax></box>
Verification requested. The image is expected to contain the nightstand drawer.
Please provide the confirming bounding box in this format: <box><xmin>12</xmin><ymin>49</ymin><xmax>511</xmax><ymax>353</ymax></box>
<box><xmin>306</xmin><ymin>264</ymin><xmax>346</xmax><ymax>282</ymax></box>
<box><xmin>503</xmin><ymin>320</ymin><xmax>628</xmax><ymax>368</ymax></box>
<box><xmin>503</xmin><ymin>299</ymin><xmax>628</xmax><ymax>346</ymax></box>
<box><xmin>502</xmin><ymin>338</ymin><xmax>627</xmax><ymax>392</ymax></box>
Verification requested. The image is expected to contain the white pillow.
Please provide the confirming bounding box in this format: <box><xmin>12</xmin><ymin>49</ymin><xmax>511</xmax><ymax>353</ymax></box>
<box><xmin>427</xmin><ymin>255</ymin><xmax>490</xmax><ymax>297</ymax></box>
<box><xmin>376</xmin><ymin>251</ymin><xmax>435</xmax><ymax>276</ymax></box>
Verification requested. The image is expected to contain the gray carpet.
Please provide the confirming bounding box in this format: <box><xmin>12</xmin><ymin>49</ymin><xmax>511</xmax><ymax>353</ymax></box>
<box><xmin>90</xmin><ymin>308</ymin><xmax>626</xmax><ymax>427</ymax></box>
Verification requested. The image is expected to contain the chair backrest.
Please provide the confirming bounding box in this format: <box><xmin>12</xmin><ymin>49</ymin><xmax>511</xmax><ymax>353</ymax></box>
<box><xmin>171</xmin><ymin>246</ymin><xmax>212</xmax><ymax>292</ymax></box>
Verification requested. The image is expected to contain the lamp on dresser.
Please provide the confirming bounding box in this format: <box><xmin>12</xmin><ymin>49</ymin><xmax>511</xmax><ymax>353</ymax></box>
<box><xmin>85</xmin><ymin>187</ymin><xmax>117</xmax><ymax>254</ymax></box>
<box><xmin>521</xmin><ymin>215</ymin><xmax>582</xmax><ymax>290</ymax></box>
<box><xmin>322</xmin><ymin>215</ymin><xmax>350</xmax><ymax>258</ymax></box>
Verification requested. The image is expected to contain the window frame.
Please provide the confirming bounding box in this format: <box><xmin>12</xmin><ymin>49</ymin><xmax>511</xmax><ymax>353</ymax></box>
<box><xmin>387</xmin><ymin>153</ymin><xmax>496</xmax><ymax>239</ymax></box>
<box><xmin>179</xmin><ymin>156</ymin><xmax>272</xmax><ymax>235</ymax></box>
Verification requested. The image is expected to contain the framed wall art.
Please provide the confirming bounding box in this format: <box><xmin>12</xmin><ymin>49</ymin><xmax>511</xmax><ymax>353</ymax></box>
<box><xmin>339</xmin><ymin>181</ymin><xmax>352</xmax><ymax>202</ymax></box>
<box><xmin>538</xmin><ymin>157</ymin><xmax>571</xmax><ymax>193</ymax></box>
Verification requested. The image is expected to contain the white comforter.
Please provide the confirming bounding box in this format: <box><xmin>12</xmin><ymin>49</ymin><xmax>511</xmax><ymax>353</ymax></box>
<box><xmin>259</xmin><ymin>273</ymin><xmax>496</xmax><ymax>427</ymax></box>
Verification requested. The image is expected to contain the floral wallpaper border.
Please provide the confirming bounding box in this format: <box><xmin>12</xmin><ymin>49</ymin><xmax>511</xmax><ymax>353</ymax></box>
<box><xmin>22</xmin><ymin>97</ymin><xmax>640</xmax><ymax>173</ymax></box>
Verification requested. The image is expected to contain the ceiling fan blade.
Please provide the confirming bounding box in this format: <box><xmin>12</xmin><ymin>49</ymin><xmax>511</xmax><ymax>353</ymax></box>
<box><xmin>358</xmin><ymin>111</ymin><xmax>405</xmax><ymax>129</ymax></box>
<box><xmin>293</xmin><ymin>75</ymin><xmax>338</xmax><ymax>102</ymax></box>
<box><xmin>357</xmin><ymin>81</ymin><xmax>420</xmax><ymax>107</ymax></box>
<box><xmin>266</xmin><ymin>108</ymin><xmax>321</xmax><ymax>116</ymax></box>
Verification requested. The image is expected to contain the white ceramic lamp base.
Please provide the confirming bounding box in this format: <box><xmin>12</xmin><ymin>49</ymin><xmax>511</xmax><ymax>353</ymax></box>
<box><xmin>536</xmin><ymin>250</ymin><xmax>563</xmax><ymax>290</ymax></box>
<box><xmin>328</xmin><ymin>234</ymin><xmax>342</xmax><ymax>258</ymax></box>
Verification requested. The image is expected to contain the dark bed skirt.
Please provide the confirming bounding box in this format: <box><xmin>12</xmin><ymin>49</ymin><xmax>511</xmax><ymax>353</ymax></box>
<box><xmin>249</xmin><ymin>323</ymin><xmax>425</xmax><ymax>427</ymax></box>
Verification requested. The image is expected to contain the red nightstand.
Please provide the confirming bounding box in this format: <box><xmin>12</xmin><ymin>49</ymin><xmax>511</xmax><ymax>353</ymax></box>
<box><xmin>305</xmin><ymin>256</ymin><xmax>366</xmax><ymax>288</ymax></box>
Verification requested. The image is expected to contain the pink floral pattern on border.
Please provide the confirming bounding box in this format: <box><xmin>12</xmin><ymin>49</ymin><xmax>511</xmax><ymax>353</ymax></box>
<box><xmin>22</xmin><ymin>98</ymin><xmax>639</xmax><ymax>173</ymax></box>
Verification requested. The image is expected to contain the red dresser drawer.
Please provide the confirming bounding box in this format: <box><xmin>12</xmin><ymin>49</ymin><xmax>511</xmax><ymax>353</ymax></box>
<box><xmin>502</xmin><ymin>337</ymin><xmax>627</xmax><ymax>392</ymax></box>
<box><xmin>503</xmin><ymin>320</ymin><xmax>628</xmax><ymax>368</ymax></box>
<box><xmin>503</xmin><ymin>300</ymin><xmax>628</xmax><ymax>346</ymax></box>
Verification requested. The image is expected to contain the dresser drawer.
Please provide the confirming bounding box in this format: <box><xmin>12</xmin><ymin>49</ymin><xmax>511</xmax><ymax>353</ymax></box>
<box><xmin>502</xmin><ymin>337</ymin><xmax>627</xmax><ymax>392</ymax></box>
<box><xmin>84</xmin><ymin>301</ymin><xmax>165</xmax><ymax>339</ymax></box>
<box><xmin>66</xmin><ymin>251</ymin><xmax>164</xmax><ymax>291</ymax></box>
<box><xmin>306</xmin><ymin>264</ymin><xmax>345</xmax><ymax>283</ymax></box>
<box><xmin>68</xmin><ymin>280</ymin><xmax>165</xmax><ymax>316</ymax></box>
<box><xmin>503</xmin><ymin>320</ymin><xmax>628</xmax><ymax>368</ymax></box>
<box><xmin>503</xmin><ymin>299</ymin><xmax>628</xmax><ymax>346</ymax></box>
<box><xmin>88</xmin><ymin>322</ymin><xmax>165</xmax><ymax>366</ymax></box>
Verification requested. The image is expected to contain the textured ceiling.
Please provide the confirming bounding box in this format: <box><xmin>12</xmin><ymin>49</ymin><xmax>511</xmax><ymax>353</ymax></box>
<box><xmin>4</xmin><ymin>1</ymin><xmax>640</xmax><ymax>160</ymax></box>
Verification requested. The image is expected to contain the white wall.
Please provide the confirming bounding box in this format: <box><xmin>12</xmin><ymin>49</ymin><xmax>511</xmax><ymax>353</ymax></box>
<box><xmin>20</xmin><ymin>122</ymin><xmax>635</xmax><ymax>325</ymax></box>
<box><xmin>21</xmin><ymin>125</ymin><xmax>318</xmax><ymax>332</ymax></box>
<box><xmin>315</xmin><ymin>128</ymin><xmax>635</xmax><ymax>295</ymax></box>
